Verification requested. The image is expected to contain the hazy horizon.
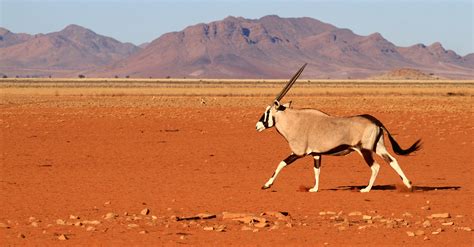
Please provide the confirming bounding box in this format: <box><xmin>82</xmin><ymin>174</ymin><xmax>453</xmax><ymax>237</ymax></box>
<box><xmin>1</xmin><ymin>0</ymin><xmax>473</xmax><ymax>55</ymax></box>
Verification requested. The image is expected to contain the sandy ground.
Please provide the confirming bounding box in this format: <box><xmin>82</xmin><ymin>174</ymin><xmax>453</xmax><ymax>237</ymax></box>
<box><xmin>0</xmin><ymin>93</ymin><xmax>472</xmax><ymax>246</ymax></box>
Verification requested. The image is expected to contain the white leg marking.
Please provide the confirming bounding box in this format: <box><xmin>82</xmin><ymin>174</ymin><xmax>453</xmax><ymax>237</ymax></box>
<box><xmin>309</xmin><ymin>156</ymin><xmax>321</xmax><ymax>192</ymax></box>
<box><xmin>264</xmin><ymin>161</ymin><xmax>287</xmax><ymax>188</ymax></box>
<box><xmin>376</xmin><ymin>141</ymin><xmax>412</xmax><ymax>188</ymax></box>
<box><xmin>309</xmin><ymin>167</ymin><xmax>320</xmax><ymax>192</ymax></box>
<box><xmin>360</xmin><ymin>163</ymin><xmax>380</xmax><ymax>193</ymax></box>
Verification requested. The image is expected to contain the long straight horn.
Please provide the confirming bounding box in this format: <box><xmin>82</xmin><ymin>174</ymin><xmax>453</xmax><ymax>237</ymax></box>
<box><xmin>274</xmin><ymin>63</ymin><xmax>307</xmax><ymax>102</ymax></box>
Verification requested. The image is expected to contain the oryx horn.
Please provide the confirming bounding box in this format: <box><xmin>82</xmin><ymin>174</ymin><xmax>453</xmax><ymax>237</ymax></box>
<box><xmin>274</xmin><ymin>63</ymin><xmax>307</xmax><ymax>103</ymax></box>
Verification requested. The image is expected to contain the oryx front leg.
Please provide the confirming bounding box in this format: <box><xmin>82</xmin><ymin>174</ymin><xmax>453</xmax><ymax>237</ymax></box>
<box><xmin>309</xmin><ymin>155</ymin><xmax>321</xmax><ymax>192</ymax></box>
<box><xmin>262</xmin><ymin>154</ymin><xmax>300</xmax><ymax>190</ymax></box>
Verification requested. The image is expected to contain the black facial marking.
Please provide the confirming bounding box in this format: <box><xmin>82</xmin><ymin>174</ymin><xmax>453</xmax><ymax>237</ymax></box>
<box><xmin>276</xmin><ymin>104</ymin><xmax>287</xmax><ymax>111</ymax></box>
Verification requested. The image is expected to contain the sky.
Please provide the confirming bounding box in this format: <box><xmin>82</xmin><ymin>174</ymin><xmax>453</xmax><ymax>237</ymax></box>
<box><xmin>0</xmin><ymin>0</ymin><xmax>472</xmax><ymax>55</ymax></box>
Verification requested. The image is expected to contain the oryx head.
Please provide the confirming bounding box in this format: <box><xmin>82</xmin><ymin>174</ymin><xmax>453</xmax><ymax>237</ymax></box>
<box><xmin>256</xmin><ymin>64</ymin><xmax>307</xmax><ymax>132</ymax></box>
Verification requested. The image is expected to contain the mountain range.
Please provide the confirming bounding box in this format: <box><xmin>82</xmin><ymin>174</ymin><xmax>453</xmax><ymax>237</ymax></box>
<box><xmin>1</xmin><ymin>15</ymin><xmax>472</xmax><ymax>79</ymax></box>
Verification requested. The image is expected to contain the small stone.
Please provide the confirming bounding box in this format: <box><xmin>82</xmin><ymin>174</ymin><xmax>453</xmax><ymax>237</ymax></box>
<box><xmin>170</xmin><ymin>215</ymin><xmax>178</xmax><ymax>221</ymax></box>
<box><xmin>367</xmin><ymin>220</ymin><xmax>373</xmax><ymax>224</ymax></box>
<box><xmin>56</xmin><ymin>219</ymin><xmax>66</xmax><ymax>225</ymax></box>
<box><xmin>151</xmin><ymin>215</ymin><xmax>158</xmax><ymax>220</ymax></box>
<box><xmin>348</xmin><ymin>211</ymin><xmax>362</xmax><ymax>216</ymax></box>
<box><xmin>180</xmin><ymin>235</ymin><xmax>185</xmax><ymax>240</ymax></box>
<box><xmin>286</xmin><ymin>223</ymin><xmax>293</xmax><ymax>228</ymax></box>
<box><xmin>430</xmin><ymin>213</ymin><xmax>450</xmax><ymax>219</ymax></box>
<box><xmin>140</xmin><ymin>208</ymin><xmax>150</xmax><ymax>216</ymax></box>
<box><xmin>31</xmin><ymin>222</ymin><xmax>39</xmax><ymax>227</ymax></box>
<box><xmin>203</xmin><ymin>226</ymin><xmax>214</xmax><ymax>231</ymax></box>
<box><xmin>441</xmin><ymin>222</ymin><xmax>454</xmax><ymax>226</ymax></box>
<box><xmin>326</xmin><ymin>211</ymin><xmax>336</xmax><ymax>215</ymax></box>
<box><xmin>252</xmin><ymin>229</ymin><xmax>259</xmax><ymax>233</ymax></box>
<box><xmin>455</xmin><ymin>215</ymin><xmax>464</xmax><ymax>218</ymax></box>
<box><xmin>104</xmin><ymin>212</ymin><xmax>117</xmax><ymax>220</ymax></box>
<box><xmin>233</xmin><ymin>216</ymin><xmax>266</xmax><ymax>224</ymax></box>
<box><xmin>422</xmin><ymin>220</ymin><xmax>431</xmax><ymax>228</ymax></box>
<box><xmin>215</xmin><ymin>225</ymin><xmax>226</xmax><ymax>232</ymax></box>
<box><xmin>270</xmin><ymin>225</ymin><xmax>279</xmax><ymax>230</ymax></box>
<box><xmin>421</xmin><ymin>206</ymin><xmax>430</xmax><ymax>210</ymax></box>
<box><xmin>415</xmin><ymin>230</ymin><xmax>425</xmax><ymax>236</ymax></box>
<box><xmin>17</xmin><ymin>233</ymin><xmax>26</xmax><ymax>238</ymax></box>
<box><xmin>319</xmin><ymin>212</ymin><xmax>326</xmax><ymax>216</ymax></box>
<box><xmin>431</xmin><ymin>231</ymin><xmax>440</xmax><ymax>235</ymax></box>
<box><xmin>139</xmin><ymin>230</ymin><xmax>148</xmax><ymax>234</ymax></box>
<box><xmin>423</xmin><ymin>236</ymin><xmax>429</xmax><ymax>241</ymax></box>
<box><xmin>104</xmin><ymin>201</ymin><xmax>111</xmax><ymax>205</ymax></box>
<box><xmin>0</xmin><ymin>222</ymin><xmax>9</xmax><ymax>228</ymax></box>
<box><xmin>196</xmin><ymin>213</ymin><xmax>217</xmax><ymax>220</ymax></box>
<box><xmin>406</xmin><ymin>231</ymin><xmax>415</xmax><ymax>237</ymax></box>
<box><xmin>69</xmin><ymin>215</ymin><xmax>80</xmax><ymax>220</ymax></box>
<box><xmin>362</xmin><ymin>215</ymin><xmax>372</xmax><ymax>220</ymax></box>
<box><xmin>338</xmin><ymin>226</ymin><xmax>346</xmax><ymax>231</ymax></box>
<box><xmin>459</xmin><ymin>227</ymin><xmax>472</xmax><ymax>231</ymax></box>
<box><xmin>86</xmin><ymin>226</ymin><xmax>95</xmax><ymax>232</ymax></box>
<box><xmin>402</xmin><ymin>212</ymin><xmax>413</xmax><ymax>217</ymax></box>
<box><xmin>127</xmin><ymin>224</ymin><xmax>139</xmax><ymax>228</ymax></box>
<box><xmin>28</xmin><ymin>217</ymin><xmax>37</xmax><ymax>222</ymax></box>
<box><xmin>82</xmin><ymin>220</ymin><xmax>101</xmax><ymax>225</ymax></box>
<box><xmin>124</xmin><ymin>212</ymin><xmax>128</xmax><ymax>216</ymax></box>
<box><xmin>74</xmin><ymin>222</ymin><xmax>82</xmax><ymax>227</ymax></box>
<box><xmin>58</xmin><ymin>234</ymin><xmax>68</xmax><ymax>241</ymax></box>
<box><xmin>241</xmin><ymin>226</ymin><xmax>253</xmax><ymax>231</ymax></box>
<box><xmin>254</xmin><ymin>222</ymin><xmax>269</xmax><ymax>228</ymax></box>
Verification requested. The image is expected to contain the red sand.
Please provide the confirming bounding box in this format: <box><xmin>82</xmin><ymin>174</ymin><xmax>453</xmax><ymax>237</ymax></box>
<box><xmin>1</xmin><ymin>95</ymin><xmax>472</xmax><ymax>246</ymax></box>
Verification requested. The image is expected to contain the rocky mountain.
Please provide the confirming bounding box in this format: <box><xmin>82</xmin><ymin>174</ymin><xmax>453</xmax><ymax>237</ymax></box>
<box><xmin>97</xmin><ymin>15</ymin><xmax>472</xmax><ymax>79</ymax></box>
<box><xmin>1</xmin><ymin>16</ymin><xmax>472</xmax><ymax>79</ymax></box>
<box><xmin>0</xmin><ymin>25</ymin><xmax>140</xmax><ymax>77</ymax></box>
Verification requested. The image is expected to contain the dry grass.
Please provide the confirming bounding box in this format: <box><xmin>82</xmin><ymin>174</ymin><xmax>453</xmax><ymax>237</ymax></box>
<box><xmin>1</xmin><ymin>78</ymin><xmax>473</xmax><ymax>97</ymax></box>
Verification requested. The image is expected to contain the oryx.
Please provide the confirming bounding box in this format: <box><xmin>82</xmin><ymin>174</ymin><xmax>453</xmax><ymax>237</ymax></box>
<box><xmin>256</xmin><ymin>64</ymin><xmax>421</xmax><ymax>193</ymax></box>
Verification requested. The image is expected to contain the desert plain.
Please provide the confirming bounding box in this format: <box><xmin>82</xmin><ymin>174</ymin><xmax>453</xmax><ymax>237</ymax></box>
<box><xmin>0</xmin><ymin>79</ymin><xmax>473</xmax><ymax>246</ymax></box>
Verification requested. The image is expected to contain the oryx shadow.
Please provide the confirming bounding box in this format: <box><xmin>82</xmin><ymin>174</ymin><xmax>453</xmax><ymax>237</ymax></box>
<box><xmin>328</xmin><ymin>184</ymin><xmax>461</xmax><ymax>192</ymax></box>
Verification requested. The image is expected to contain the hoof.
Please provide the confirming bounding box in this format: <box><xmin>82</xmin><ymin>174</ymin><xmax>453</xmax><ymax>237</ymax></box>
<box><xmin>360</xmin><ymin>188</ymin><xmax>371</xmax><ymax>193</ymax></box>
<box><xmin>261</xmin><ymin>184</ymin><xmax>271</xmax><ymax>190</ymax></box>
<box><xmin>404</xmin><ymin>180</ymin><xmax>412</xmax><ymax>189</ymax></box>
<box><xmin>308</xmin><ymin>188</ymin><xmax>319</xmax><ymax>192</ymax></box>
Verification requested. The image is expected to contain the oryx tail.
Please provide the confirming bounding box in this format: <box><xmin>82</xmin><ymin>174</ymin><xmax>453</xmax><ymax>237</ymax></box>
<box><xmin>359</xmin><ymin>114</ymin><xmax>422</xmax><ymax>156</ymax></box>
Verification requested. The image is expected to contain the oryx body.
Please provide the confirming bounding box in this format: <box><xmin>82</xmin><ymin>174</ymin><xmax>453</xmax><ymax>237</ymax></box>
<box><xmin>256</xmin><ymin>64</ymin><xmax>421</xmax><ymax>193</ymax></box>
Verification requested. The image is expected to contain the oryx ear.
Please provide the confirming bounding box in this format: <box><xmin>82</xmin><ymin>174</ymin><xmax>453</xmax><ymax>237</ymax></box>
<box><xmin>283</xmin><ymin>101</ymin><xmax>292</xmax><ymax>108</ymax></box>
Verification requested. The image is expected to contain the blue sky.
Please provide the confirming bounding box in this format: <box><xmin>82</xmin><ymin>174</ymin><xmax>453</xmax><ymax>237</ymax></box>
<box><xmin>1</xmin><ymin>0</ymin><xmax>472</xmax><ymax>55</ymax></box>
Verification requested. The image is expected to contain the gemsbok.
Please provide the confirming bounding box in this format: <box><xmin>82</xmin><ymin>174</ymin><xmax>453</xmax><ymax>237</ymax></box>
<box><xmin>256</xmin><ymin>64</ymin><xmax>421</xmax><ymax>192</ymax></box>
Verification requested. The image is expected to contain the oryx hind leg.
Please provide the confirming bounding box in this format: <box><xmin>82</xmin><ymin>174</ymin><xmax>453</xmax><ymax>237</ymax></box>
<box><xmin>262</xmin><ymin>154</ymin><xmax>300</xmax><ymax>190</ymax></box>
<box><xmin>309</xmin><ymin>155</ymin><xmax>321</xmax><ymax>192</ymax></box>
<box><xmin>375</xmin><ymin>137</ymin><xmax>412</xmax><ymax>189</ymax></box>
<box><xmin>358</xmin><ymin>149</ymin><xmax>380</xmax><ymax>193</ymax></box>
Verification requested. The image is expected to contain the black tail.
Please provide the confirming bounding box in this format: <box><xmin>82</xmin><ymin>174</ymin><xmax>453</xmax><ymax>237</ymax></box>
<box><xmin>358</xmin><ymin>114</ymin><xmax>422</xmax><ymax>156</ymax></box>
<box><xmin>385</xmin><ymin>131</ymin><xmax>422</xmax><ymax>155</ymax></box>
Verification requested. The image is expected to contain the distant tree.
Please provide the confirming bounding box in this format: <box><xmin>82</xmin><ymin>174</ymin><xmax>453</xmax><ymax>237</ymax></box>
<box><xmin>48</xmin><ymin>75</ymin><xmax>52</xmax><ymax>78</ymax></box>
<box><xmin>125</xmin><ymin>75</ymin><xmax>130</xmax><ymax>78</ymax></box>
<box><xmin>166</xmin><ymin>76</ymin><xmax>171</xmax><ymax>79</ymax></box>
<box><xmin>16</xmin><ymin>75</ymin><xmax>19</xmax><ymax>78</ymax></box>
<box><xmin>2</xmin><ymin>75</ymin><xmax>7</xmax><ymax>78</ymax></box>
<box><xmin>78</xmin><ymin>74</ymin><xmax>86</xmax><ymax>78</ymax></box>
<box><xmin>114</xmin><ymin>75</ymin><xmax>119</xmax><ymax>78</ymax></box>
